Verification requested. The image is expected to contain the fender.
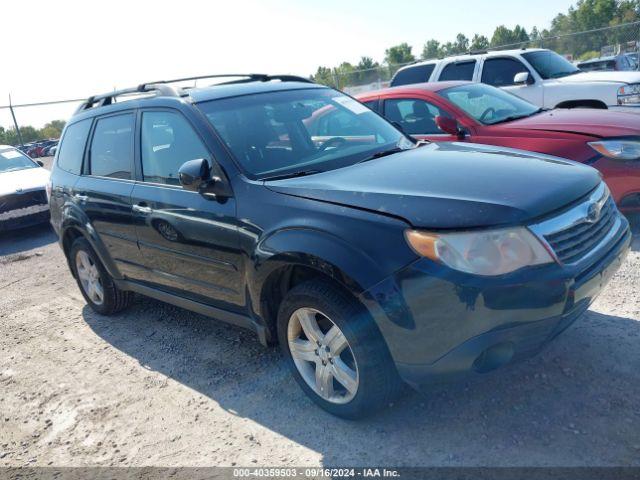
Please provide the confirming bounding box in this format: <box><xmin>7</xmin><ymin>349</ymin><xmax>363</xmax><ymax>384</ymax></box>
<box><xmin>60</xmin><ymin>200</ymin><xmax>124</xmax><ymax>280</ymax></box>
<box><xmin>247</xmin><ymin>226</ymin><xmax>392</xmax><ymax>319</ymax></box>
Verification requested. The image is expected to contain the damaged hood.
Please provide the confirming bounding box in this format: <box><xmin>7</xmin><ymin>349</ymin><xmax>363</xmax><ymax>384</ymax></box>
<box><xmin>265</xmin><ymin>142</ymin><xmax>601</xmax><ymax>229</ymax></box>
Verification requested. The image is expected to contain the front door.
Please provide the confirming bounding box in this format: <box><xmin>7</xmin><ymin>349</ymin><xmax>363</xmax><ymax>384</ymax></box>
<box><xmin>130</xmin><ymin>109</ymin><xmax>243</xmax><ymax>309</ymax></box>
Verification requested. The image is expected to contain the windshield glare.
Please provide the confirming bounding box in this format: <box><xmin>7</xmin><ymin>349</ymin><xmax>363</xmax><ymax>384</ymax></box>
<box><xmin>439</xmin><ymin>83</ymin><xmax>540</xmax><ymax>125</ymax></box>
<box><xmin>197</xmin><ymin>88</ymin><xmax>412</xmax><ymax>179</ymax></box>
<box><xmin>0</xmin><ymin>148</ymin><xmax>38</xmax><ymax>173</ymax></box>
<box><xmin>522</xmin><ymin>50</ymin><xmax>580</xmax><ymax>79</ymax></box>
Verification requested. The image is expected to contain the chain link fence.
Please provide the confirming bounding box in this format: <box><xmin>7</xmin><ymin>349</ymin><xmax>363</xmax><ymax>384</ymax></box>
<box><xmin>327</xmin><ymin>21</ymin><xmax>640</xmax><ymax>95</ymax></box>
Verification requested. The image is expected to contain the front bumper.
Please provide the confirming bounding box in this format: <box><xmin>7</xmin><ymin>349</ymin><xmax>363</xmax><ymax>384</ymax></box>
<box><xmin>0</xmin><ymin>189</ymin><xmax>50</xmax><ymax>232</ymax></box>
<box><xmin>360</xmin><ymin>216</ymin><xmax>631</xmax><ymax>389</ymax></box>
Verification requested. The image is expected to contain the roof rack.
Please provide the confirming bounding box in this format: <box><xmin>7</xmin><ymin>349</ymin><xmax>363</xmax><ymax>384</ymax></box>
<box><xmin>77</xmin><ymin>74</ymin><xmax>314</xmax><ymax>112</ymax></box>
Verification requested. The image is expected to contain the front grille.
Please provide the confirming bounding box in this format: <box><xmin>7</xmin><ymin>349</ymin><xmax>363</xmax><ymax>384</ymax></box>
<box><xmin>544</xmin><ymin>195</ymin><xmax>617</xmax><ymax>264</ymax></box>
<box><xmin>0</xmin><ymin>189</ymin><xmax>48</xmax><ymax>214</ymax></box>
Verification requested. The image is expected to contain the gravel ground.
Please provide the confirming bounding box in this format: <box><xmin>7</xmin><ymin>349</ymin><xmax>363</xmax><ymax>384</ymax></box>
<box><xmin>0</xmin><ymin>162</ymin><xmax>639</xmax><ymax>466</ymax></box>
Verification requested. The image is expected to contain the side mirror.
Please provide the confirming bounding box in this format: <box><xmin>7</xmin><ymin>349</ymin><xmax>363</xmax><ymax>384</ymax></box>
<box><xmin>36</xmin><ymin>160</ymin><xmax>44</xmax><ymax>167</ymax></box>
<box><xmin>178</xmin><ymin>158</ymin><xmax>210</xmax><ymax>192</ymax></box>
<box><xmin>178</xmin><ymin>158</ymin><xmax>232</xmax><ymax>198</ymax></box>
<box><xmin>435</xmin><ymin>116</ymin><xmax>465</xmax><ymax>139</ymax></box>
<box><xmin>513</xmin><ymin>72</ymin><xmax>531</xmax><ymax>85</ymax></box>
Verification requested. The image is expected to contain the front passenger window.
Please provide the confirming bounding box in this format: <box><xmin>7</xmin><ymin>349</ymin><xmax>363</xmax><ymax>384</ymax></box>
<box><xmin>384</xmin><ymin>99</ymin><xmax>448</xmax><ymax>135</ymax></box>
<box><xmin>141</xmin><ymin>111</ymin><xmax>210</xmax><ymax>186</ymax></box>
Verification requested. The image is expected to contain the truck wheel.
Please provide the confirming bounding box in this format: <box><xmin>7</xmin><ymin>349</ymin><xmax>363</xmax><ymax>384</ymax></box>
<box><xmin>278</xmin><ymin>280</ymin><xmax>401</xmax><ymax>419</ymax></box>
<box><xmin>69</xmin><ymin>237</ymin><xmax>132</xmax><ymax>315</ymax></box>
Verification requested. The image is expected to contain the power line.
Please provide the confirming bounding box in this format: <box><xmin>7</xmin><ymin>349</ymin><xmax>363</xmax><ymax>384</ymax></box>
<box><xmin>0</xmin><ymin>98</ymin><xmax>85</xmax><ymax>110</ymax></box>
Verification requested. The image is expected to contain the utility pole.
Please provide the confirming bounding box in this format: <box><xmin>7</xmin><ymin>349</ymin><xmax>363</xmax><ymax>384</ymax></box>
<box><xmin>8</xmin><ymin>94</ymin><xmax>24</xmax><ymax>148</ymax></box>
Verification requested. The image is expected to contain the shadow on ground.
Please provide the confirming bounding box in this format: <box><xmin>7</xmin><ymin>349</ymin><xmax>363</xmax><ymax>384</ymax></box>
<box><xmin>83</xmin><ymin>294</ymin><xmax>640</xmax><ymax>466</ymax></box>
<box><xmin>0</xmin><ymin>222</ymin><xmax>56</xmax><ymax>256</ymax></box>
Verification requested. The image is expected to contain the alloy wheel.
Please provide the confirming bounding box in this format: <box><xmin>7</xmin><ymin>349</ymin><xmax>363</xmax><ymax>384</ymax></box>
<box><xmin>75</xmin><ymin>250</ymin><xmax>104</xmax><ymax>305</ymax></box>
<box><xmin>287</xmin><ymin>307</ymin><xmax>359</xmax><ymax>404</ymax></box>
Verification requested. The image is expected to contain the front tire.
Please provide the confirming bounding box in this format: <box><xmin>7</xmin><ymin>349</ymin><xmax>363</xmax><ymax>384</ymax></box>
<box><xmin>69</xmin><ymin>237</ymin><xmax>133</xmax><ymax>315</ymax></box>
<box><xmin>277</xmin><ymin>280</ymin><xmax>401</xmax><ymax>419</ymax></box>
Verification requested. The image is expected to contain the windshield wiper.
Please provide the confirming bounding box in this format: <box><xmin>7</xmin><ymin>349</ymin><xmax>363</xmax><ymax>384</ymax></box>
<box><xmin>488</xmin><ymin>109</ymin><xmax>544</xmax><ymax>125</ymax></box>
<box><xmin>356</xmin><ymin>146</ymin><xmax>407</xmax><ymax>164</ymax></box>
<box><xmin>261</xmin><ymin>170</ymin><xmax>322</xmax><ymax>181</ymax></box>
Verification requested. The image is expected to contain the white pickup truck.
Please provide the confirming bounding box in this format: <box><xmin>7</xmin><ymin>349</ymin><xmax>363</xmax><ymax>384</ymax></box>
<box><xmin>391</xmin><ymin>48</ymin><xmax>640</xmax><ymax>112</ymax></box>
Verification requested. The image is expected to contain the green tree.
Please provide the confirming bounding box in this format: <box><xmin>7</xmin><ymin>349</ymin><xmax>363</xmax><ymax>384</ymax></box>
<box><xmin>384</xmin><ymin>43</ymin><xmax>415</xmax><ymax>66</ymax></box>
<box><xmin>490</xmin><ymin>25</ymin><xmax>529</xmax><ymax>48</ymax></box>
<box><xmin>470</xmin><ymin>34</ymin><xmax>490</xmax><ymax>51</ymax></box>
<box><xmin>356</xmin><ymin>56</ymin><xmax>381</xmax><ymax>84</ymax></box>
<box><xmin>421</xmin><ymin>39</ymin><xmax>441</xmax><ymax>59</ymax></box>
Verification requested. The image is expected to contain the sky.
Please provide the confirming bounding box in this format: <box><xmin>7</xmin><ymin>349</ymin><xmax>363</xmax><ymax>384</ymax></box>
<box><xmin>0</xmin><ymin>0</ymin><xmax>576</xmax><ymax>129</ymax></box>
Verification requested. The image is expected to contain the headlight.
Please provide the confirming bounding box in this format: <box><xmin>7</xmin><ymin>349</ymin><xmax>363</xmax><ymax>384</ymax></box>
<box><xmin>405</xmin><ymin>227</ymin><xmax>554</xmax><ymax>276</ymax></box>
<box><xmin>588</xmin><ymin>140</ymin><xmax>640</xmax><ymax>160</ymax></box>
<box><xmin>618</xmin><ymin>84</ymin><xmax>640</xmax><ymax>105</ymax></box>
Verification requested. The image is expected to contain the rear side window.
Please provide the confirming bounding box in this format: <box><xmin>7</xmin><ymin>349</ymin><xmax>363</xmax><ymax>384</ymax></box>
<box><xmin>481</xmin><ymin>58</ymin><xmax>530</xmax><ymax>87</ymax></box>
<box><xmin>141</xmin><ymin>111</ymin><xmax>210</xmax><ymax>185</ymax></box>
<box><xmin>439</xmin><ymin>61</ymin><xmax>476</xmax><ymax>81</ymax></box>
<box><xmin>89</xmin><ymin>114</ymin><xmax>134</xmax><ymax>179</ymax></box>
<box><xmin>57</xmin><ymin>119</ymin><xmax>91</xmax><ymax>175</ymax></box>
<box><xmin>391</xmin><ymin>64</ymin><xmax>436</xmax><ymax>87</ymax></box>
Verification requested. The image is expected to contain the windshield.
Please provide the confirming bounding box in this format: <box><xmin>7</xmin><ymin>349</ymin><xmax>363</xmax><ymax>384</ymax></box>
<box><xmin>0</xmin><ymin>147</ymin><xmax>38</xmax><ymax>173</ymax></box>
<box><xmin>197</xmin><ymin>88</ymin><xmax>412</xmax><ymax>179</ymax></box>
<box><xmin>522</xmin><ymin>50</ymin><xmax>580</xmax><ymax>79</ymax></box>
<box><xmin>438</xmin><ymin>83</ymin><xmax>540</xmax><ymax>125</ymax></box>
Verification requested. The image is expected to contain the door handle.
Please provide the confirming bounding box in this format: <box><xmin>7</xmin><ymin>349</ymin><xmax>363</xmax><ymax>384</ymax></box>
<box><xmin>132</xmin><ymin>203</ymin><xmax>153</xmax><ymax>214</ymax></box>
<box><xmin>74</xmin><ymin>194</ymin><xmax>88</xmax><ymax>202</ymax></box>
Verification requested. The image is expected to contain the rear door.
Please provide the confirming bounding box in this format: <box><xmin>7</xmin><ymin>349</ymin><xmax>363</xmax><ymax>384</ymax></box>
<box><xmin>130</xmin><ymin>108</ymin><xmax>243</xmax><ymax>309</ymax></box>
<box><xmin>73</xmin><ymin>111</ymin><xmax>140</xmax><ymax>278</ymax></box>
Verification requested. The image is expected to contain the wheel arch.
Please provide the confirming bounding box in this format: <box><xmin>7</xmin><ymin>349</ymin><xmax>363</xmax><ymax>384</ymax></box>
<box><xmin>249</xmin><ymin>228</ymin><xmax>392</xmax><ymax>342</ymax></box>
<box><xmin>555</xmin><ymin>99</ymin><xmax>608</xmax><ymax>109</ymax></box>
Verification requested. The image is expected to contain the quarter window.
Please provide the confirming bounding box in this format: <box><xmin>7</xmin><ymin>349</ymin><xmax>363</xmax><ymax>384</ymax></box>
<box><xmin>481</xmin><ymin>58</ymin><xmax>530</xmax><ymax>87</ymax></box>
<box><xmin>439</xmin><ymin>61</ymin><xmax>476</xmax><ymax>81</ymax></box>
<box><xmin>384</xmin><ymin>99</ymin><xmax>448</xmax><ymax>135</ymax></box>
<box><xmin>141</xmin><ymin>111</ymin><xmax>210</xmax><ymax>185</ymax></box>
<box><xmin>89</xmin><ymin>114</ymin><xmax>134</xmax><ymax>179</ymax></box>
<box><xmin>57</xmin><ymin>119</ymin><xmax>91</xmax><ymax>175</ymax></box>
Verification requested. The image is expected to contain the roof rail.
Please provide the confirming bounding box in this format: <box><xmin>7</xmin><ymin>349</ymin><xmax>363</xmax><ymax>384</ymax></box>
<box><xmin>139</xmin><ymin>73</ymin><xmax>313</xmax><ymax>89</ymax></box>
<box><xmin>76</xmin><ymin>74</ymin><xmax>314</xmax><ymax>113</ymax></box>
<box><xmin>76</xmin><ymin>83</ymin><xmax>179</xmax><ymax>112</ymax></box>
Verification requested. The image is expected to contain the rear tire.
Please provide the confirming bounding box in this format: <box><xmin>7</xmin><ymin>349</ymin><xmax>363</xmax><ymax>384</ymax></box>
<box><xmin>69</xmin><ymin>237</ymin><xmax>133</xmax><ymax>315</ymax></box>
<box><xmin>277</xmin><ymin>280</ymin><xmax>401</xmax><ymax>419</ymax></box>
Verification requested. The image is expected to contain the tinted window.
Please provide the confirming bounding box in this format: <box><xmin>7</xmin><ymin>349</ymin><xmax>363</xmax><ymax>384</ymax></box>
<box><xmin>57</xmin><ymin>119</ymin><xmax>91</xmax><ymax>175</ymax></box>
<box><xmin>521</xmin><ymin>51</ymin><xmax>579</xmax><ymax>79</ymax></box>
<box><xmin>141</xmin><ymin>111</ymin><xmax>210</xmax><ymax>185</ymax></box>
<box><xmin>384</xmin><ymin>99</ymin><xmax>448</xmax><ymax>134</ymax></box>
<box><xmin>363</xmin><ymin>100</ymin><xmax>379</xmax><ymax>112</ymax></box>
<box><xmin>481</xmin><ymin>58</ymin><xmax>530</xmax><ymax>87</ymax></box>
<box><xmin>89</xmin><ymin>114</ymin><xmax>134</xmax><ymax>179</ymax></box>
<box><xmin>391</xmin><ymin>64</ymin><xmax>436</xmax><ymax>86</ymax></box>
<box><xmin>439</xmin><ymin>61</ymin><xmax>476</xmax><ymax>81</ymax></box>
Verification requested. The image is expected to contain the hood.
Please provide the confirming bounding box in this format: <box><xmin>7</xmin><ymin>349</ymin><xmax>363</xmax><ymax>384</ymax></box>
<box><xmin>499</xmin><ymin>108</ymin><xmax>640</xmax><ymax>138</ymax></box>
<box><xmin>556</xmin><ymin>71</ymin><xmax>640</xmax><ymax>84</ymax></box>
<box><xmin>266</xmin><ymin>143</ymin><xmax>601</xmax><ymax>229</ymax></box>
<box><xmin>0</xmin><ymin>167</ymin><xmax>50</xmax><ymax>196</ymax></box>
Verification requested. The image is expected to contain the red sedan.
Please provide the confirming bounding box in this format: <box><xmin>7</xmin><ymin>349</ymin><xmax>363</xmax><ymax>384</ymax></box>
<box><xmin>357</xmin><ymin>81</ymin><xmax>640</xmax><ymax>213</ymax></box>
